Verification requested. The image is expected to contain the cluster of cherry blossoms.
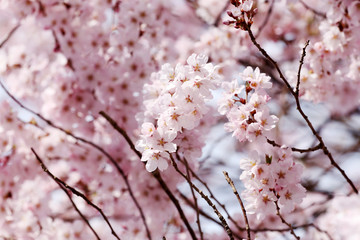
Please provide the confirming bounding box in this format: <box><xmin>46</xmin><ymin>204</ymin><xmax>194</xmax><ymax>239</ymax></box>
<box><xmin>136</xmin><ymin>54</ymin><xmax>220</xmax><ymax>172</ymax></box>
<box><xmin>218</xmin><ymin>67</ymin><xmax>305</xmax><ymax>220</ymax></box>
<box><xmin>240</xmin><ymin>148</ymin><xmax>306</xmax><ymax>220</ymax></box>
<box><xmin>219</xmin><ymin>66</ymin><xmax>278</xmax><ymax>144</ymax></box>
<box><xmin>286</xmin><ymin>0</ymin><xmax>360</xmax><ymax>115</ymax></box>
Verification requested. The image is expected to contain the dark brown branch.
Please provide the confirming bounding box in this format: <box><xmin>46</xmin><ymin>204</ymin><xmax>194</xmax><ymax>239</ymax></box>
<box><xmin>266</xmin><ymin>138</ymin><xmax>322</xmax><ymax>153</ymax></box>
<box><xmin>179</xmin><ymin>192</ymin><xmax>246</xmax><ymax>240</ymax></box>
<box><xmin>244</xmin><ymin>25</ymin><xmax>358</xmax><ymax>194</ymax></box>
<box><xmin>178</xmin><ymin>154</ymin><xmax>245</xmax><ymax>234</ymax></box>
<box><xmin>251</xmin><ymin>223</ymin><xmax>329</xmax><ymax>234</ymax></box>
<box><xmin>180</xmin><ymin>191</ymin><xmax>224</xmax><ymax>227</ymax></box>
<box><xmin>0</xmin><ymin>81</ymin><xmax>150</xmax><ymax>239</ymax></box>
<box><xmin>0</xmin><ymin>25</ymin><xmax>20</xmax><ymax>48</ymax></box>
<box><xmin>296</xmin><ymin>40</ymin><xmax>310</xmax><ymax>96</ymax></box>
<box><xmin>99</xmin><ymin>111</ymin><xmax>197</xmax><ymax>240</ymax></box>
<box><xmin>273</xmin><ymin>196</ymin><xmax>300</xmax><ymax>240</ymax></box>
<box><xmin>183</xmin><ymin>157</ymin><xmax>204</xmax><ymax>240</ymax></box>
<box><xmin>151</xmin><ymin>170</ymin><xmax>197</xmax><ymax>240</ymax></box>
<box><xmin>245</xmin><ymin>25</ymin><xmax>295</xmax><ymax>95</ymax></box>
<box><xmin>99</xmin><ymin>111</ymin><xmax>142</xmax><ymax>158</ymax></box>
<box><xmin>31</xmin><ymin>148</ymin><xmax>108</xmax><ymax>240</ymax></box>
<box><xmin>169</xmin><ymin>154</ymin><xmax>234</xmax><ymax>240</ymax></box>
<box><xmin>181</xmin><ymin>191</ymin><xmax>332</xmax><ymax>238</ymax></box>
<box><xmin>223</xmin><ymin>171</ymin><xmax>251</xmax><ymax>240</ymax></box>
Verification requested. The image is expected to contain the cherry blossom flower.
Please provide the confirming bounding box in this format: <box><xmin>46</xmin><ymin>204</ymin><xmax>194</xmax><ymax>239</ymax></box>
<box><xmin>142</xmin><ymin>150</ymin><xmax>169</xmax><ymax>172</ymax></box>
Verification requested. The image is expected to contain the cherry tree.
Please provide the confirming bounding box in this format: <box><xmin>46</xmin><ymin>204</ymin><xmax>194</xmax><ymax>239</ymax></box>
<box><xmin>0</xmin><ymin>0</ymin><xmax>359</xmax><ymax>239</ymax></box>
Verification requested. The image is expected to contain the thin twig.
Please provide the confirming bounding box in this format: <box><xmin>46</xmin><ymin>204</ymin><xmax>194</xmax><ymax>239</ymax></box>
<box><xmin>245</xmin><ymin>25</ymin><xmax>295</xmax><ymax>95</ymax></box>
<box><xmin>169</xmin><ymin>154</ymin><xmax>234</xmax><ymax>240</ymax></box>
<box><xmin>244</xmin><ymin>25</ymin><xmax>358</xmax><ymax>194</ymax></box>
<box><xmin>180</xmin><ymin>191</ymin><xmax>227</xmax><ymax>227</ymax></box>
<box><xmin>152</xmin><ymin>170</ymin><xmax>197</xmax><ymax>240</ymax></box>
<box><xmin>296</xmin><ymin>40</ymin><xmax>310</xmax><ymax>96</ymax></box>
<box><xmin>311</xmin><ymin>224</ymin><xmax>334</xmax><ymax>240</ymax></box>
<box><xmin>273</xmin><ymin>197</ymin><xmax>300</xmax><ymax>240</ymax></box>
<box><xmin>299</xmin><ymin>0</ymin><xmax>326</xmax><ymax>18</ymax></box>
<box><xmin>255</xmin><ymin>0</ymin><xmax>274</xmax><ymax>38</ymax></box>
<box><xmin>31</xmin><ymin>148</ymin><xmax>107</xmax><ymax>240</ymax></box>
<box><xmin>250</xmin><ymin>223</ymin><xmax>324</xmax><ymax>233</ymax></box>
<box><xmin>0</xmin><ymin>25</ymin><xmax>20</xmax><ymax>48</ymax></box>
<box><xmin>199</xmin><ymin>131</ymin><xmax>229</xmax><ymax>163</ymax></box>
<box><xmin>180</xmin><ymin>191</ymin><xmax>332</xmax><ymax>238</ymax></box>
<box><xmin>223</xmin><ymin>171</ymin><xmax>251</xmax><ymax>240</ymax></box>
<box><xmin>183</xmin><ymin>157</ymin><xmax>204</xmax><ymax>240</ymax></box>
<box><xmin>0</xmin><ymin>81</ymin><xmax>151</xmax><ymax>239</ymax></box>
<box><xmin>178</xmin><ymin>154</ymin><xmax>245</xmax><ymax>234</ymax></box>
<box><xmin>99</xmin><ymin>111</ymin><xmax>141</xmax><ymax>158</ymax></box>
<box><xmin>179</xmin><ymin>192</ymin><xmax>246</xmax><ymax>240</ymax></box>
<box><xmin>266</xmin><ymin>138</ymin><xmax>322</xmax><ymax>153</ymax></box>
<box><xmin>99</xmin><ymin>111</ymin><xmax>197</xmax><ymax>240</ymax></box>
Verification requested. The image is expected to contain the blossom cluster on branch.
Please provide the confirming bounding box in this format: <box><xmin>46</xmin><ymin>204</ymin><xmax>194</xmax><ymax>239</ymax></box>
<box><xmin>136</xmin><ymin>54</ymin><xmax>220</xmax><ymax>172</ymax></box>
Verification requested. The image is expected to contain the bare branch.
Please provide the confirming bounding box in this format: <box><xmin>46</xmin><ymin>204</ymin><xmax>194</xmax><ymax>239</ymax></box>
<box><xmin>99</xmin><ymin>111</ymin><xmax>197</xmax><ymax>240</ymax></box>
<box><xmin>0</xmin><ymin>25</ymin><xmax>20</xmax><ymax>48</ymax></box>
<box><xmin>31</xmin><ymin>148</ymin><xmax>111</xmax><ymax>240</ymax></box>
<box><xmin>99</xmin><ymin>111</ymin><xmax>141</xmax><ymax>158</ymax></box>
<box><xmin>181</xmin><ymin>191</ymin><xmax>333</xmax><ymax>239</ymax></box>
<box><xmin>183</xmin><ymin>157</ymin><xmax>204</xmax><ymax>240</ymax></box>
<box><xmin>178</xmin><ymin>154</ymin><xmax>245</xmax><ymax>234</ymax></box>
<box><xmin>296</xmin><ymin>40</ymin><xmax>310</xmax><ymax>96</ymax></box>
<box><xmin>179</xmin><ymin>192</ymin><xmax>246</xmax><ymax>239</ymax></box>
<box><xmin>273</xmin><ymin>197</ymin><xmax>300</xmax><ymax>240</ymax></box>
<box><xmin>266</xmin><ymin>138</ymin><xmax>322</xmax><ymax>153</ymax></box>
<box><xmin>223</xmin><ymin>171</ymin><xmax>251</xmax><ymax>240</ymax></box>
<box><xmin>169</xmin><ymin>154</ymin><xmax>234</xmax><ymax>240</ymax></box>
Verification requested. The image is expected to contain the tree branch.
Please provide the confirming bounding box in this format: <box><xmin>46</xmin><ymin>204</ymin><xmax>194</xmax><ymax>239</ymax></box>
<box><xmin>99</xmin><ymin>111</ymin><xmax>141</xmax><ymax>158</ymax></box>
<box><xmin>296</xmin><ymin>40</ymin><xmax>310</xmax><ymax>96</ymax></box>
<box><xmin>244</xmin><ymin>25</ymin><xmax>358</xmax><ymax>194</ymax></box>
<box><xmin>31</xmin><ymin>148</ymin><xmax>112</xmax><ymax>240</ymax></box>
<box><xmin>181</xmin><ymin>191</ymin><xmax>333</xmax><ymax>238</ymax></box>
<box><xmin>0</xmin><ymin>81</ymin><xmax>151</xmax><ymax>239</ymax></box>
<box><xmin>178</xmin><ymin>154</ymin><xmax>245</xmax><ymax>234</ymax></box>
<box><xmin>273</xmin><ymin>196</ymin><xmax>300</xmax><ymax>240</ymax></box>
<box><xmin>99</xmin><ymin>111</ymin><xmax>197</xmax><ymax>240</ymax></box>
<box><xmin>223</xmin><ymin>171</ymin><xmax>251</xmax><ymax>240</ymax></box>
<box><xmin>0</xmin><ymin>24</ymin><xmax>20</xmax><ymax>48</ymax></box>
<box><xmin>169</xmin><ymin>154</ymin><xmax>234</xmax><ymax>240</ymax></box>
<box><xmin>266</xmin><ymin>138</ymin><xmax>322</xmax><ymax>153</ymax></box>
<box><xmin>183</xmin><ymin>157</ymin><xmax>204</xmax><ymax>240</ymax></box>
